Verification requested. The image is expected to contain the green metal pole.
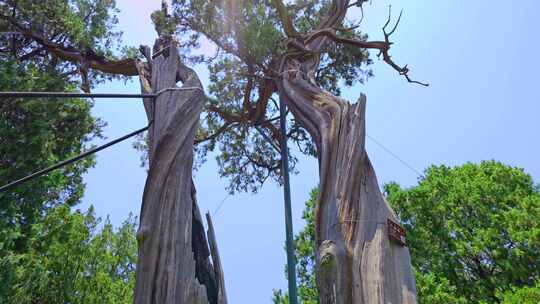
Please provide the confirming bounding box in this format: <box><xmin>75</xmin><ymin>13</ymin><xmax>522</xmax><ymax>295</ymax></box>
<box><xmin>279</xmin><ymin>96</ymin><xmax>299</xmax><ymax>304</ymax></box>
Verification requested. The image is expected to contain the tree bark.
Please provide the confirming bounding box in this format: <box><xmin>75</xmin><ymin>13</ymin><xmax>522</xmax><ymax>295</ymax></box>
<box><xmin>279</xmin><ymin>74</ymin><xmax>416</xmax><ymax>304</ymax></box>
<box><xmin>271</xmin><ymin>0</ymin><xmax>418</xmax><ymax>301</ymax></box>
<box><xmin>206</xmin><ymin>212</ymin><xmax>228</xmax><ymax>304</ymax></box>
<box><xmin>134</xmin><ymin>41</ymin><xmax>226</xmax><ymax>304</ymax></box>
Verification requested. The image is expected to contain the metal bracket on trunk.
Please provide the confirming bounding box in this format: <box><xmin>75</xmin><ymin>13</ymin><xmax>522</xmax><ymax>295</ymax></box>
<box><xmin>387</xmin><ymin>218</ymin><xmax>407</xmax><ymax>246</ymax></box>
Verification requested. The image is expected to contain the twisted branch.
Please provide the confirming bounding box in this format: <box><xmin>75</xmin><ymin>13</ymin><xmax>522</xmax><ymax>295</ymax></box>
<box><xmin>304</xmin><ymin>6</ymin><xmax>428</xmax><ymax>86</ymax></box>
<box><xmin>271</xmin><ymin>0</ymin><xmax>300</xmax><ymax>38</ymax></box>
<box><xmin>1</xmin><ymin>13</ymin><xmax>138</xmax><ymax>76</ymax></box>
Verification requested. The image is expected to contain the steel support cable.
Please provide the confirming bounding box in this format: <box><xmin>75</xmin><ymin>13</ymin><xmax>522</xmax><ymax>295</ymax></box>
<box><xmin>0</xmin><ymin>125</ymin><xmax>149</xmax><ymax>193</ymax></box>
<box><xmin>365</xmin><ymin>134</ymin><xmax>423</xmax><ymax>178</ymax></box>
<box><xmin>0</xmin><ymin>87</ymin><xmax>203</xmax><ymax>100</ymax></box>
<box><xmin>0</xmin><ymin>86</ymin><xmax>206</xmax><ymax>193</ymax></box>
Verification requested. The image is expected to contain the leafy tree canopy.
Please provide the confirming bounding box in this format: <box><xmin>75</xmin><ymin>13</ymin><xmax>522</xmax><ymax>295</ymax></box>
<box><xmin>274</xmin><ymin>161</ymin><xmax>540</xmax><ymax>303</ymax></box>
<box><xmin>0</xmin><ymin>1</ymin><xmax>117</xmax><ymax>232</ymax></box>
<box><xmin>0</xmin><ymin>205</ymin><xmax>137</xmax><ymax>303</ymax></box>
<box><xmin>0</xmin><ymin>59</ymin><xmax>135</xmax><ymax>302</ymax></box>
<box><xmin>497</xmin><ymin>280</ymin><xmax>540</xmax><ymax>304</ymax></box>
<box><xmin>0</xmin><ymin>59</ymin><xmax>102</xmax><ymax>250</ymax></box>
<box><xmin>169</xmin><ymin>0</ymin><xmax>373</xmax><ymax>193</ymax></box>
<box><xmin>0</xmin><ymin>0</ymin><xmax>134</xmax><ymax>90</ymax></box>
<box><xmin>1</xmin><ymin>2</ymin><xmax>134</xmax><ymax>302</ymax></box>
<box><xmin>385</xmin><ymin>160</ymin><xmax>540</xmax><ymax>303</ymax></box>
<box><xmin>2</xmin><ymin>0</ymin><xmax>377</xmax><ymax>194</ymax></box>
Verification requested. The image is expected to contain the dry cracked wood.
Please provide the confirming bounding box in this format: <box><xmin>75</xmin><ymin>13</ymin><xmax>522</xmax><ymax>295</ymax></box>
<box><xmin>280</xmin><ymin>78</ymin><xmax>417</xmax><ymax>304</ymax></box>
<box><xmin>134</xmin><ymin>40</ymin><xmax>226</xmax><ymax>304</ymax></box>
<box><xmin>273</xmin><ymin>0</ymin><xmax>419</xmax><ymax>302</ymax></box>
<box><xmin>4</xmin><ymin>5</ymin><xmax>228</xmax><ymax>301</ymax></box>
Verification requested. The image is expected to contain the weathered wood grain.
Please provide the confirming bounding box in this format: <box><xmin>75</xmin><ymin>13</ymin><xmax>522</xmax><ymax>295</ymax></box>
<box><xmin>133</xmin><ymin>41</ymin><xmax>226</xmax><ymax>304</ymax></box>
<box><xmin>206</xmin><ymin>212</ymin><xmax>227</xmax><ymax>304</ymax></box>
<box><xmin>279</xmin><ymin>78</ymin><xmax>417</xmax><ymax>303</ymax></box>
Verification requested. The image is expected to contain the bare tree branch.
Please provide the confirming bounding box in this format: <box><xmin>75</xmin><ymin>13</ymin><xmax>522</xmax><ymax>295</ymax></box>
<box><xmin>271</xmin><ymin>0</ymin><xmax>300</xmax><ymax>38</ymax></box>
<box><xmin>207</xmin><ymin>105</ymin><xmax>243</xmax><ymax>123</ymax></box>
<box><xmin>254</xmin><ymin>126</ymin><xmax>281</xmax><ymax>153</ymax></box>
<box><xmin>195</xmin><ymin>122</ymin><xmax>236</xmax><ymax>145</ymax></box>
<box><xmin>18</xmin><ymin>47</ymin><xmax>46</xmax><ymax>61</ymax></box>
<box><xmin>1</xmin><ymin>13</ymin><xmax>138</xmax><ymax>76</ymax></box>
<box><xmin>383</xmin><ymin>5</ymin><xmax>402</xmax><ymax>36</ymax></box>
<box><xmin>303</xmin><ymin>8</ymin><xmax>428</xmax><ymax>87</ymax></box>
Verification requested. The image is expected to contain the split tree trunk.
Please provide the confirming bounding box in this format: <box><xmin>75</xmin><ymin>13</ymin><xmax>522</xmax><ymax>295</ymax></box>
<box><xmin>279</xmin><ymin>75</ymin><xmax>417</xmax><ymax>303</ymax></box>
<box><xmin>274</xmin><ymin>0</ymin><xmax>418</xmax><ymax>301</ymax></box>
<box><xmin>133</xmin><ymin>40</ymin><xmax>226</xmax><ymax>304</ymax></box>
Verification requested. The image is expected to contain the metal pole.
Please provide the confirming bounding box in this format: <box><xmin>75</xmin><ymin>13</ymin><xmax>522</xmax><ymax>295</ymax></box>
<box><xmin>0</xmin><ymin>125</ymin><xmax>149</xmax><ymax>193</ymax></box>
<box><xmin>279</xmin><ymin>97</ymin><xmax>299</xmax><ymax>304</ymax></box>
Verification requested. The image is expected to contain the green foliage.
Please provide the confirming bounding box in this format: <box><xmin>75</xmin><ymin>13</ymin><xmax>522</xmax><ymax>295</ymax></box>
<box><xmin>0</xmin><ymin>3</ymin><xmax>137</xmax><ymax>300</ymax></box>
<box><xmin>0</xmin><ymin>60</ymin><xmax>103</xmax><ymax>249</ymax></box>
<box><xmin>275</xmin><ymin>161</ymin><xmax>540</xmax><ymax>304</ymax></box>
<box><xmin>0</xmin><ymin>0</ymin><xmax>130</xmax><ymax>89</ymax></box>
<box><xmin>385</xmin><ymin>161</ymin><xmax>540</xmax><ymax>303</ymax></box>
<box><xmin>0</xmin><ymin>205</ymin><xmax>137</xmax><ymax>304</ymax></box>
<box><xmin>0</xmin><ymin>0</ymin><xmax>121</xmax><ymax>52</ymax></box>
<box><xmin>0</xmin><ymin>46</ymin><xmax>138</xmax><ymax>303</ymax></box>
<box><xmin>0</xmin><ymin>62</ymin><xmax>136</xmax><ymax>304</ymax></box>
<box><xmin>414</xmin><ymin>271</ymin><xmax>466</xmax><ymax>304</ymax></box>
<box><xmin>4</xmin><ymin>0</ymin><xmax>373</xmax><ymax>195</ymax></box>
<box><xmin>497</xmin><ymin>280</ymin><xmax>540</xmax><ymax>304</ymax></box>
<box><xmin>272</xmin><ymin>289</ymin><xmax>289</xmax><ymax>304</ymax></box>
<box><xmin>0</xmin><ymin>1</ymin><xmax>141</xmax><ymax>302</ymax></box>
<box><xmin>294</xmin><ymin>189</ymin><xmax>319</xmax><ymax>303</ymax></box>
<box><xmin>170</xmin><ymin>0</ymin><xmax>372</xmax><ymax>193</ymax></box>
<box><xmin>151</xmin><ymin>1</ymin><xmax>177</xmax><ymax>37</ymax></box>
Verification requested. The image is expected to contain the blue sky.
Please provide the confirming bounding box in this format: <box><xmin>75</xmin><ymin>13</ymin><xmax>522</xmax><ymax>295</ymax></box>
<box><xmin>79</xmin><ymin>1</ymin><xmax>540</xmax><ymax>303</ymax></box>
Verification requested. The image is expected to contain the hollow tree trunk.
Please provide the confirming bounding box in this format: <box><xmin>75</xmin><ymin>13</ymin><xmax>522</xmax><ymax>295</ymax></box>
<box><xmin>133</xmin><ymin>40</ymin><xmax>226</xmax><ymax>304</ymax></box>
<box><xmin>279</xmin><ymin>73</ymin><xmax>417</xmax><ymax>303</ymax></box>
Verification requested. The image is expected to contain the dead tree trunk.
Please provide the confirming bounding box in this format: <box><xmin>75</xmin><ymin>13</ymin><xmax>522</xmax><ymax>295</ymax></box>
<box><xmin>272</xmin><ymin>0</ymin><xmax>420</xmax><ymax>302</ymax></box>
<box><xmin>133</xmin><ymin>40</ymin><xmax>226</xmax><ymax>304</ymax></box>
<box><xmin>279</xmin><ymin>80</ymin><xmax>416</xmax><ymax>303</ymax></box>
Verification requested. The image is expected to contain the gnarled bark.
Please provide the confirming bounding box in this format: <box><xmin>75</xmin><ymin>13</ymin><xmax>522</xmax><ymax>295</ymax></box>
<box><xmin>280</xmin><ymin>74</ymin><xmax>416</xmax><ymax>303</ymax></box>
<box><xmin>206</xmin><ymin>212</ymin><xmax>228</xmax><ymax>304</ymax></box>
<box><xmin>134</xmin><ymin>41</ymin><xmax>226</xmax><ymax>304</ymax></box>
<box><xmin>272</xmin><ymin>0</ymin><xmax>419</xmax><ymax>302</ymax></box>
